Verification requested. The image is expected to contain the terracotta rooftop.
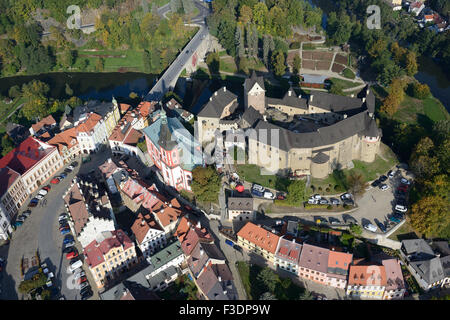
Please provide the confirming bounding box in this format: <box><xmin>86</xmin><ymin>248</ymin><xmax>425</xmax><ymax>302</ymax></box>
<box><xmin>84</xmin><ymin>230</ymin><xmax>134</xmax><ymax>268</ymax></box>
<box><xmin>48</xmin><ymin>127</ymin><xmax>79</xmax><ymax>153</ymax></box>
<box><xmin>31</xmin><ymin>115</ymin><xmax>56</xmax><ymax>133</ymax></box>
<box><xmin>348</xmin><ymin>265</ymin><xmax>387</xmax><ymax>287</ymax></box>
<box><xmin>120</xmin><ymin>178</ymin><xmax>161</xmax><ymax>210</ymax></box>
<box><xmin>180</xmin><ymin>224</ymin><xmax>213</xmax><ymax>256</ymax></box>
<box><xmin>0</xmin><ymin>137</ymin><xmax>55</xmax><ymax>175</ymax></box>
<box><xmin>131</xmin><ymin>212</ymin><xmax>163</xmax><ymax>245</ymax></box>
<box><xmin>76</xmin><ymin>113</ymin><xmax>102</xmax><ymax>133</ymax></box>
<box><xmin>98</xmin><ymin>158</ymin><xmax>120</xmax><ymax>179</ymax></box>
<box><xmin>236</xmin><ymin>222</ymin><xmax>280</xmax><ymax>254</ymax></box>
<box><xmin>109</xmin><ymin>109</ymin><xmax>143</xmax><ymax>143</ymax></box>
<box><xmin>64</xmin><ymin>183</ymin><xmax>89</xmax><ymax>235</ymax></box>
<box><xmin>137</xmin><ymin>101</ymin><xmax>155</xmax><ymax>118</ymax></box>
<box><xmin>120</xmin><ymin>103</ymin><xmax>131</xmax><ymax>114</ymax></box>
<box><xmin>327</xmin><ymin>250</ymin><xmax>353</xmax><ymax>277</ymax></box>
<box><xmin>382</xmin><ymin>259</ymin><xmax>405</xmax><ymax>291</ymax></box>
<box><xmin>175</xmin><ymin>216</ymin><xmax>198</xmax><ymax>242</ymax></box>
<box><xmin>275</xmin><ymin>237</ymin><xmax>302</xmax><ymax>263</ymax></box>
<box><xmin>151</xmin><ymin>197</ymin><xmax>183</xmax><ymax>228</ymax></box>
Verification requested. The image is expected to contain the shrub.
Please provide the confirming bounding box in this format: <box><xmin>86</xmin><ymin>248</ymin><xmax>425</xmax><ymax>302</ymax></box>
<box><xmin>318</xmin><ymin>187</ymin><xmax>322</xmax><ymax>191</ymax></box>
<box><xmin>327</xmin><ymin>205</ymin><xmax>333</xmax><ymax>210</ymax></box>
<box><xmin>343</xmin><ymin>204</ymin><xmax>350</xmax><ymax>209</ymax></box>
<box><xmin>289</xmin><ymin>42</ymin><xmax>301</xmax><ymax>49</ymax></box>
<box><xmin>325</xmin><ymin>187</ymin><xmax>330</xmax><ymax>192</ymax></box>
<box><xmin>304</xmin><ymin>203</ymin><xmax>328</xmax><ymax>209</ymax></box>
<box><xmin>411</xmin><ymin>82</ymin><xmax>431</xmax><ymax>100</ymax></box>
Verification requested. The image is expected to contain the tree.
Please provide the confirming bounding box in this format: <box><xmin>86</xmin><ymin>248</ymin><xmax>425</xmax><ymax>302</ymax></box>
<box><xmin>238</xmin><ymin>5</ymin><xmax>253</xmax><ymax>25</ymax></box>
<box><xmin>326</xmin><ymin>11</ymin><xmax>353</xmax><ymax>46</ymax></box>
<box><xmin>411</xmin><ymin>82</ymin><xmax>431</xmax><ymax>99</ymax></box>
<box><xmin>410</xmin><ymin>195</ymin><xmax>450</xmax><ymax>238</ymax></box>
<box><xmin>292</xmin><ymin>53</ymin><xmax>301</xmax><ymax>74</ymax></box>
<box><xmin>1</xmin><ymin>134</ymin><xmax>14</xmax><ymax>156</ymax></box>
<box><xmin>206</xmin><ymin>51</ymin><xmax>220</xmax><ymax>74</ymax></box>
<box><xmin>252</xmin><ymin>2</ymin><xmax>268</xmax><ymax>33</ymax></box>
<box><xmin>350</xmin><ymin>224</ymin><xmax>362</xmax><ymax>236</ymax></box>
<box><xmin>95</xmin><ymin>57</ymin><xmax>105</xmax><ymax>72</ymax></box>
<box><xmin>257</xmin><ymin>268</ymin><xmax>278</xmax><ymax>292</ymax></box>
<box><xmin>249</xmin><ymin>25</ymin><xmax>258</xmax><ymax>58</ymax></box>
<box><xmin>262</xmin><ymin>35</ymin><xmax>271</xmax><ymax>67</ymax></box>
<box><xmin>65</xmin><ymin>83</ymin><xmax>73</xmax><ymax>96</ymax></box>
<box><xmin>191</xmin><ymin>166</ymin><xmax>221</xmax><ymax>202</ymax></box>
<box><xmin>58</xmin><ymin>50</ymin><xmax>76</xmax><ymax>69</ymax></box>
<box><xmin>405</xmin><ymin>51</ymin><xmax>418</xmax><ymax>76</ymax></box>
<box><xmin>143</xmin><ymin>50</ymin><xmax>151</xmax><ymax>73</ymax></box>
<box><xmin>346</xmin><ymin>171</ymin><xmax>367</xmax><ymax>196</ymax></box>
<box><xmin>285</xmin><ymin>180</ymin><xmax>306</xmax><ymax>206</ymax></box>
<box><xmin>235</xmin><ymin>26</ymin><xmax>244</xmax><ymax>58</ymax></box>
<box><xmin>380</xmin><ymin>78</ymin><xmax>407</xmax><ymax>116</ymax></box>
<box><xmin>8</xmin><ymin>85</ymin><xmax>21</xmax><ymax>99</ymax></box>
<box><xmin>260</xmin><ymin>292</ymin><xmax>277</xmax><ymax>300</ymax></box>
<box><xmin>271</xmin><ymin>50</ymin><xmax>285</xmax><ymax>76</ymax></box>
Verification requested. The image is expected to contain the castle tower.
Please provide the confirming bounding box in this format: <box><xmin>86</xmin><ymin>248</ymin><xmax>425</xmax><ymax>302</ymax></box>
<box><xmin>360</xmin><ymin>115</ymin><xmax>381</xmax><ymax>162</ymax></box>
<box><xmin>243</xmin><ymin>71</ymin><xmax>266</xmax><ymax>115</ymax></box>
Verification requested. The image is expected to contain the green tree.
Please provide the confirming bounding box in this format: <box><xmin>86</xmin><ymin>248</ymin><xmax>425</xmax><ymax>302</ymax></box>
<box><xmin>285</xmin><ymin>180</ymin><xmax>306</xmax><ymax>206</ymax></box>
<box><xmin>257</xmin><ymin>268</ymin><xmax>278</xmax><ymax>292</ymax></box>
<box><xmin>1</xmin><ymin>134</ymin><xmax>14</xmax><ymax>156</ymax></box>
<box><xmin>65</xmin><ymin>83</ymin><xmax>73</xmax><ymax>96</ymax></box>
<box><xmin>206</xmin><ymin>51</ymin><xmax>220</xmax><ymax>74</ymax></box>
<box><xmin>235</xmin><ymin>26</ymin><xmax>244</xmax><ymax>58</ymax></box>
<box><xmin>143</xmin><ymin>50</ymin><xmax>151</xmax><ymax>73</ymax></box>
<box><xmin>298</xmin><ymin>289</ymin><xmax>314</xmax><ymax>300</ymax></box>
<box><xmin>8</xmin><ymin>85</ymin><xmax>21</xmax><ymax>99</ymax></box>
<box><xmin>410</xmin><ymin>195</ymin><xmax>450</xmax><ymax>238</ymax></box>
<box><xmin>260</xmin><ymin>292</ymin><xmax>277</xmax><ymax>300</ymax></box>
<box><xmin>191</xmin><ymin>166</ymin><xmax>221</xmax><ymax>202</ymax></box>
<box><xmin>350</xmin><ymin>224</ymin><xmax>362</xmax><ymax>236</ymax></box>
<box><xmin>271</xmin><ymin>50</ymin><xmax>285</xmax><ymax>76</ymax></box>
<box><xmin>95</xmin><ymin>57</ymin><xmax>105</xmax><ymax>72</ymax></box>
<box><xmin>411</xmin><ymin>82</ymin><xmax>431</xmax><ymax>99</ymax></box>
<box><xmin>292</xmin><ymin>53</ymin><xmax>301</xmax><ymax>74</ymax></box>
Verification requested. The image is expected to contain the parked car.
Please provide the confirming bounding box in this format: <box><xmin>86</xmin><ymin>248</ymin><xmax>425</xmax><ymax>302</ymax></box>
<box><xmin>330</xmin><ymin>198</ymin><xmax>340</xmax><ymax>205</ymax></box>
<box><xmin>380</xmin><ymin>184</ymin><xmax>389</xmax><ymax>191</ymax></box>
<box><xmin>379</xmin><ymin>175</ymin><xmax>388</xmax><ymax>182</ymax></box>
<box><xmin>60</xmin><ymin>228</ymin><xmax>71</xmax><ymax>235</ymax></box>
<box><xmin>79</xmin><ymin>282</ymin><xmax>90</xmax><ymax>291</ymax></box>
<box><xmin>308</xmin><ymin>198</ymin><xmax>318</xmax><ymax>204</ymax></box>
<box><xmin>225</xmin><ymin>239</ymin><xmax>234</xmax><ymax>247</ymax></box>
<box><xmin>252</xmin><ymin>184</ymin><xmax>265</xmax><ymax>193</ymax></box>
<box><xmin>43</xmin><ymin>185</ymin><xmax>51</xmax><ymax>191</ymax></box>
<box><xmin>38</xmin><ymin>189</ymin><xmax>48</xmax><ymax>196</ymax></box>
<box><xmin>263</xmin><ymin>191</ymin><xmax>274</xmax><ymax>199</ymax></box>
<box><xmin>74</xmin><ymin>271</ymin><xmax>86</xmax><ymax>280</ymax></box>
<box><xmin>319</xmin><ymin>199</ymin><xmax>329</xmax><ymax>204</ymax></box>
<box><xmin>400</xmin><ymin>178</ymin><xmax>410</xmax><ymax>185</ymax></box>
<box><xmin>364</xmin><ymin>223</ymin><xmax>377</xmax><ymax>232</ymax></box>
<box><xmin>36</xmin><ymin>194</ymin><xmax>44</xmax><ymax>200</ymax></box>
<box><xmin>64</xmin><ymin>168</ymin><xmax>72</xmax><ymax>173</ymax></box>
<box><xmin>59</xmin><ymin>173</ymin><xmax>67</xmax><ymax>179</ymax></box>
<box><xmin>389</xmin><ymin>216</ymin><xmax>401</xmax><ymax>224</ymax></box>
<box><xmin>371</xmin><ymin>179</ymin><xmax>381</xmax><ymax>188</ymax></box>
<box><xmin>63</xmin><ymin>245</ymin><xmax>75</xmax><ymax>253</ymax></box>
<box><xmin>22</xmin><ymin>210</ymin><xmax>31</xmax><ymax>218</ymax></box>
<box><xmin>69</xmin><ymin>260</ymin><xmax>83</xmax><ymax>272</ymax></box>
<box><xmin>28</xmin><ymin>201</ymin><xmax>38</xmax><ymax>208</ymax></box>
<box><xmin>340</xmin><ymin>193</ymin><xmax>352</xmax><ymax>201</ymax></box>
<box><xmin>14</xmin><ymin>221</ymin><xmax>23</xmax><ymax>227</ymax></box>
<box><xmin>63</xmin><ymin>237</ymin><xmax>74</xmax><ymax>245</ymax></box>
<box><xmin>388</xmin><ymin>170</ymin><xmax>396</xmax><ymax>179</ymax></box>
<box><xmin>376</xmin><ymin>221</ymin><xmax>387</xmax><ymax>233</ymax></box>
<box><xmin>393</xmin><ymin>211</ymin><xmax>404</xmax><ymax>220</ymax></box>
<box><xmin>233</xmin><ymin>244</ymin><xmax>242</xmax><ymax>252</ymax></box>
<box><xmin>312</xmin><ymin>194</ymin><xmax>322</xmax><ymax>200</ymax></box>
<box><xmin>69</xmin><ymin>258</ymin><xmax>80</xmax><ymax>266</ymax></box>
<box><xmin>68</xmin><ymin>165</ymin><xmax>75</xmax><ymax>171</ymax></box>
<box><xmin>59</xmin><ymin>224</ymin><xmax>69</xmax><ymax>231</ymax></box>
<box><xmin>66</xmin><ymin>252</ymin><xmax>79</xmax><ymax>261</ymax></box>
<box><xmin>16</xmin><ymin>216</ymin><xmax>25</xmax><ymax>223</ymax></box>
<box><xmin>398</xmin><ymin>184</ymin><xmax>409</xmax><ymax>192</ymax></box>
<box><xmin>78</xmin><ymin>276</ymin><xmax>88</xmax><ymax>284</ymax></box>
<box><xmin>329</xmin><ymin>217</ymin><xmax>341</xmax><ymax>225</ymax></box>
<box><xmin>276</xmin><ymin>193</ymin><xmax>286</xmax><ymax>200</ymax></box>
<box><xmin>251</xmin><ymin>189</ymin><xmax>264</xmax><ymax>197</ymax></box>
<box><xmin>51</xmin><ymin>178</ymin><xmax>60</xmax><ymax>184</ymax></box>
<box><xmin>71</xmin><ymin>161</ymin><xmax>78</xmax><ymax>167</ymax></box>
<box><xmin>81</xmin><ymin>288</ymin><xmax>93</xmax><ymax>300</ymax></box>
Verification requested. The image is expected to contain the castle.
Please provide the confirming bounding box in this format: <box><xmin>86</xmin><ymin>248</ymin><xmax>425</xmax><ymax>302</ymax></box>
<box><xmin>196</xmin><ymin>72</ymin><xmax>381</xmax><ymax>179</ymax></box>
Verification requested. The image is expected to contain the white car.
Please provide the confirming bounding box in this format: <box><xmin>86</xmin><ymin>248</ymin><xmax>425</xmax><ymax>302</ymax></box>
<box><xmin>74</xmin><ymin>271</ymin><xmax>86</xmax><ymax>279</ymax></box>
<box><xmin>252</xmin><ymin>184</ymin><xmax>265</xmax><ymax>192</ymax></box>
<box><xmin>400</xmin><ymin>178</ymin><xmax>410</xmax><ymax>185</ymax></box>
<box><xmin>38</xmin><ymin>189</ymin><xmax>48</xmax><ymax>196</ymax></box>
<box><xmin>65</xmin><ymin>241</ymin><xmax>75</xmax><ymax>249</ymax></box>
<box><xmin>364</xmin><ymin>223</ymin><xmax>378</xmax><ymax>232</ymax></box>
<box><xmin>36</xmin><ymin>194</ymin><xmax>44</xmax><ymax>200</ymax></box>
<box><xmin>263</xmin><ymin>191</ymin><xmax>274</xmax><ymax>199</ymax></box>
<box><xmin>312</xmin><ymin>194</ymin><xmax>322</xmax><ymax>200</ymax></box>
<box><xmin>395</xmin><ymin>205</ymin><xmax>407</xmax><ymax>212</ymax></box>
<box><xmin>380</xmin><ymin>184</ymin><xmax>389</xmax><ymax>191</ymax></box>
<box><xmin>68</xmin><ymin>165</ymin><xmax>75</xmax><ymax>171</ymax></box>
<box><xmin>69</xmin><ymin>260</ymin><xmax>83</xmax><ymax>272</ymax></box>
<box><xmin>308</xmin><ymin>198</ymin><xmax>318</xmax><ymax>204</ymax></box>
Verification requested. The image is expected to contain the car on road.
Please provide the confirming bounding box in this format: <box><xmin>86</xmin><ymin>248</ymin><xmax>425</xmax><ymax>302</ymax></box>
<box><xmin>340</xmin><ymin>193</ymin><xmax>352</xmax><ymax>201</ymax></box>
<box><xmin>400</xmin><ymin>178</ymin><xmax>410</xmax><ymax>185</ymax></box>
<box><xmin>74</xmin><ymin>271</ymin><xmax>86</xmax><ymax>280</ymax></box>
<box><xmin>51</xmin><ymin>178</ymin><xmax>60</xmax><ymax>184</ymax></box>
<box><xmin>371</xmin><ymin>179</ymin><xmax>381</xmax><ymax>188</ymax></box>
<box><xmin>66</xmin><ymin>251</ymin><xmax>79</xmax><ymax>260</ymax></box>
<box><xmin>308</xmin><ymin>197</ymin><xmax>318</xmax><ymax>204</ymax></box>
<box><xmin>59</xmin><ymin>173</ymin><xmax>67</xmax><ymax>179</ymax></box>
<box><xmin>81</xmin><ymin>288</ymin><xmax>93</xmax><ymax>300</ymax></box>
<box><xmin>79</xmin><ymin>282</ymin><xmax>90</xmax><ymax>291</ymax></box>
<box><xmin>13</xmin><ymin>220</ymin><xmax>23</xmax><ymax>227</ymax></box>
<box><xmin>71</xmin><ymin>161</ymin><xmax>78</xmax><ymax>167</ymax></box>
<box><xmin>251</xmin><ymin>189</ymin><xmax>264</xmax><ymax>197</ymax></box>
<box><xmin>376</xmin><ymin>221</ymin><xmax>387</xmax><ymax>233</ymax></box>
<box><xmin>78</xmin><ymin>276</ymin><xmax>88</xmax><ymax>284</ymax></box>
<box><xmin>68</xmin><ymin>165</ymin><xmax>75</xmax><ymax>171</ymax></box>
<box><xmin>380</xmin><ymin>184</ymin><xmax>389</xmax><ymax>191</ymax></box>
<box><xmin>329</xmin><ymin>217</ymin><xmax>341</xmax><ymax>225</ymax></box>
<box><xmin>312</xmin><ymin>194</ymin><xmax>322</xmax><ymax>200</ymax></box>
<box><xmin>389</xmin><ymin>216</ymin><xmax>401</xmax><ymax>224</ymax></box>
<box><xmin>263</xmin><ymin>191</ymin><xmax>274</xmax><ymax>199</ymax></box>
<box><xmin>60</xmin><ymin>228</ymin><xmax>71</xmax><ymax>235</ymax></box>
<box><xmin>364</xmin><ymin>223</ymin><xmax>377</xmax><ymax>232</ymax></box>
<box><xmin>36</xmin><ymin>194</ymin><xmax>44</xmax><ymax>200</ymax></box>
<box><xmin>330</xmin><ymin>198</ymin><xmax>340</xmax><ymax>205</ymax></box>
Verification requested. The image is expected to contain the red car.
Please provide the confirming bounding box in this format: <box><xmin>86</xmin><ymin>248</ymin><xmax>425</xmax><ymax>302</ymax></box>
<box><xmin>398</xmin><ymin>185</ymin><xmax>408</xmax><ymax>192</ymax></box>
<box><xmin>51</xmin><ymin>178</ymin><xmax>60</xmax><ymax>184</ymax></box>
<box><xmin>43</xmin><ymin>185</ymin><xmax>51</xmax><ymax>191</ymax></box>
<box><xmin>78</xmin><ymin>276</ymin><xmax>88</xmax><ymax>284</ymax></box>
<box><xmin>66</xmin><ymin>251</ymin><xmax>79</xmax><ymax>260</ymax></box>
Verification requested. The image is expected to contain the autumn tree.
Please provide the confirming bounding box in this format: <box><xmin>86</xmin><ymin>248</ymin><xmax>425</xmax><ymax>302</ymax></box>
<box><xmin>292</xmin><ymin>53</ymin><xmax>301</xmax><ymax>74</ymax></box>
<box><xmin>380</xmin><ymin>78</ymin><xmax>407</xmax><ymax>116</ymax></box>
<box><xmin>238</xmin><ymin>5</ymin><xmax>253</xmax><ymax>25</ymax></box>
<box><xmin>405</xmin><ymin>51</ymin><xmax>418</xmax><ymax>76</ymax></box>
<box><xmin>235</xmin><ymin>26</ymin><xmax>245</xmax><ymax>58</ymax></box>
<box><xmin>191</xmin><ymin>166</ymin><xmax>221</xmax><ymax>203</ymax></box>
<box><xmin>411</xmin><ymin>82</ymin><xmax>431</xmax><ymax>99</ymax></box>
<box><xmin>410</xmin><ymin>195</ymin><xmax>450</xmax><ymax>238</ymax></box>
<box><xmin>346</xmin><ymin>171</ymin><xmax>367</xmax><ymax>196</ymax></box>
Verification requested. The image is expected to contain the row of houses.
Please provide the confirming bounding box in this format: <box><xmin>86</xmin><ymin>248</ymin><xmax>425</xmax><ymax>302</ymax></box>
<box><xmin>236</xmin><ymin>222</ymin><xmax>408</xmax><ymax>300</ymax></box>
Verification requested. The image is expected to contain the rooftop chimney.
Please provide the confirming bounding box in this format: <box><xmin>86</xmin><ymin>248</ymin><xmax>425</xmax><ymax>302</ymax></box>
<box><xmin>310</xmin><ymin>95</ymin><xmax>314</xmax><ymax>102</ymax></box>
<box><xmin>214</xmin><ymin>91</ymin><xmax>217</xmax><ymax>96</ymax></box>
<box><xmin>141</xmin><ymin>219</ymin><xmax>145</xmax><ymax>226</ymax></box>
<box><xmin>223</xmin><ymin>87</ymin><xmax>226</xmax><ymax>92</ymax></box>
<box><xmin>200</xmin><ymin>248</ymin><xmax>204</xmax><ymax>255</ymax></box>
<box><xmin>288</xmin><ymin>90</ymin><xmax>292</xmax><ymax>97</ymax></box>
<box><xmin>218</xmin><ymin>276</ymin><xmax>222</xmax><ymax>282</ymax></box>
<box><xmin>362</xmin><ymin>97</ymin><xmax>366</xmax><ymax>103</ymax></box>
<box><xmin>196</xmin><ymin>221</ymin><xmax>201</xmax><ymax>229</ymax></box>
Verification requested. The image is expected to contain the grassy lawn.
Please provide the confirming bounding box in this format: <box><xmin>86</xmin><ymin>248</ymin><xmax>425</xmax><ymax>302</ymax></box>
<box><xmin>0</xmin><ymin>97</ymin><xmax>26</xmax><ymax>123</ymax></box>
<box><xmin>392</xmin><ymin>93</ymin><xmax>449</xmax><ymax>125</ymax></box>
<box><xmin>219</xmin><ymin>57</ymin><xmax>238</xmax><ymax>73</ymax></box>
<box><xmin>218</xmin><ymin>51</ymin><xmax>227</xmax><ymax>57</ymax></box>
<box><xmin>236</xmin><ymin>261</ymin><xmax>305</xmax><ymax>300</ymax></box>
<box><xmin>236</xmin><ymin>164</ymin><xmax>291</xmax><ymax>192</ymax></box>
<box><xmin>329</xmin><ymin>77</ymin><xmax>360</xmax><ymax>90</ymax></box>
<box><xmin>342</xmin><ymin>68</ymin><xmax>355</xmax><ymax>79</ymax></box>
<box><xmin>153</xmin><ymin>0</ymin><xmax>170</xmax><ymax>7</ymax></box>
<box><xmin>388</xmin><ymin>220</ymin><xmax>419</xmax><ymax>242</ymax></box>
<box><xmin>74</xmin><ymin>49</ymin><xmax>144</xmax><ymax>72</ymax></box>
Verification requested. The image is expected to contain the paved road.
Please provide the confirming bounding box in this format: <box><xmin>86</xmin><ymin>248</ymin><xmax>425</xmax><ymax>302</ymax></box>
<box><xmin>145</xmin><ymin>1</ymin><xmax>211</xmax><ymax>102</ymax></box>
<box><xmin>0</xmin><ymin>147</ymin><xmax>112</xmax><ymax>300</ymax></box>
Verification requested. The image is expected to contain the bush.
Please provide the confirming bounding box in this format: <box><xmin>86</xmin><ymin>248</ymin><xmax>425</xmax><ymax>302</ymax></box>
<box><xmin>304</xmin><ymin>203</ymin><xmax>328</xmax><ymax>209</ymax></box>
<box><xmin>289</xmin><ymin>42</ymin><xmax>301</xmax><ymax>49</ymax></box>
<box><xmin>350</xmin><ymin>224</ymin><xmax>362</xmax><ymax>236</ymax></box>
<box><xmin>327</xmin><ymin>204</ymin><xmax>333</xmax><ymax>210</ymax></box>
<box><xmin>410</xmin><ymin>82</ymin><xmax>431</xmax><ymax>100</ymax></box>
<box><xmin>318</xmin><ymin>187</ymin><xmax>322</xmax><ymax>191</ymax></box>
<box><xmin>325</xmin><ymin>187</ymin><xmax>330</xmax><ymax>192</ymax></box>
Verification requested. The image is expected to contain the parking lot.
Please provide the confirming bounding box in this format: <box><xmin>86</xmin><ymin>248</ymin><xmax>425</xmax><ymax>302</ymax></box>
<box><xmin>0</xmin><ymin>149</ymin><xmax>111</xmax><ymax>300</ymax></box>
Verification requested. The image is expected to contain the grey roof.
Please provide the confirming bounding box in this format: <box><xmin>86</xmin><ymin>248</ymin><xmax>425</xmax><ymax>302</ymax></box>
<box><xmin>241</xmin><ymin>106</ymin><xmax>263</xmax><ymax>128</ymax></box>
<box><xmin>196</xmin><ymin>264</ymin><xmax>237</xmax><ymax>300</ymax></box>
<box><xmin>198</xmin><ymin>87</ymin><xmax>237</xmax><ymax>118</ymax></box>
<box><xmin>146</xmin><ymin>265</ymin><xmax>179</xmax><ymax>289</ymax></box>
<box><xmin>311</xmin><ymin>152</ymin><xmax>330</xmax><ymax>164</ymax></box>
<box><xmin>73</xmin><ymin>100</ymin><xmax>115</xmax><ymax>122</ymax></box>
<box><xmin>441</xmin><ymin>255</ymin><xmax>450</xmax><ymax>277</ymax></box>
<box><xmin>402</xmin><ymin>239</ymin><xmax>435</xmax><ymax>257</ymax></box>
<box><xmin>410</xmin><ymin>257</ymin><xmax>445</xmax><ymax>285</ymax></box>
<box><xmin>251</xmin><ymin>111</ymin><xmax>378</xmax><ymax>151</ymax></box>
<box><xmin>364</xmin><ymin>116</ymin><xmax>381</xmax><ymax>138</ymax></box>
<box><xmin>266</xmin><ymin>88</ymin><xmax>308</xmax><ymax>110</ymax></box>
<box><xmin>365</xmin><ymin>88</ymin><xmax>375</xmax><ymax>114</ymax></box>
<box><xmin>309</xmin><ymin>91</ymin><xmax>364</xmax><ymax>113</ymax></box>
<box><xmin>227</xmin><ymin>197</ymin><xmax>253</xmax><ymax>211</ymax></box>
<box><xmin>188</xmin><ymin>242</ymin><xmax>226</xmax><ymax>277</ymax></box>
<box><xmin>149</xmin><ymin>240</ymin><xmax>183</xmax><ymax>271</ymax></box>
<box><xmin>430</xmin><ymin>241</ymin><xmax>450</xmax><ymax>257</ymax></box>
<box><xmin>244</xmin><ymin>71</ymin><xmax>265</xmax><ymax>92</ymax></box>
<box><xmin>99</xmin><ymin>280</ymin><xmax>159</xmax><ymax>300</ymax></box>
<box><xmin>286</xmin><ymin>221</ymin><xmax>298</xmax><ymax>236</ymax></box>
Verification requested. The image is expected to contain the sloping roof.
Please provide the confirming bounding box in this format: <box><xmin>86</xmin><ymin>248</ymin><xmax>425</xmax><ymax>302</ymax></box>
<box><xmin>64</xmin><ymin>183</ymin><xmax>89</xmax><ymax>235</ymax></box>
<box><xmin>98</xmin><ymin>158</ymin><xmax>120</xmax><ymax>179</ymax></box>
<box><xmin>175</xmin><ymin>216</ymin><xmax>198</xmax><ymax>242</ymax></box>
<box><xmin>236</xmin><ymin>222</ymin><xmax>280</xmax><ymax>254</ymax></box>
<box><xmin>327</xmin><ymin>250</ymin><xmax>353</xmax><ymax>276</ymax></box>
<box><xmin>298</xmin><ymin>243</ymin><xmax>330</xmax><ymax>273</ymax></box>
<box><xmin>430</xmin><ymin>241</ymin><xmax>450</xmax><ymax>257</ymax></box>
<box><xmin>198</xmin><ymin>87</ymin><xmax>238</xmax><ymax>118</ymax></box>
<box><xmin>311</xmin><ymin>151</ymin><xmax>330</xmax><ymax>164</ymax></box>
<box><xmin>348</xmin><ymin>265</ymin><xmax>387</xmax><ymax>287</ymax></box>
<box><xmin>120</xmin><ymin>178</ymin><xmax>160</xmax><ymax>210</ymax></box>
<box><xmin>275</xmin><ymin>238</ymin><xmax>302</xmax><ymax>263</ymax></box>
<box><xmin>180</xmin><ymin>224</ymin><xmax>213</xmax><ymax>256</ymax></box>
<box><xmin>76</xmin><ymin>113</ymin><xmax>103</xmax><ymax>133</ymax></box>
<box><xmin>241</xmin><ymin>106</ymin><xmax>263</xmax><ymax>127</ymax></box>
<box><xmin>402</xmin><ymin>239</ymin><xmax>435</xmax><ymax>256</ymax></box>
<box><xmin>251</xmin><ymin>111</ymin><xmax>379</xmax><ymax>150</ymax></box>
<box><xmin>244</xmin><ymin>71</ymin><xmax>265</xmax><ymax>92</ymax></box>
<box><xmin>266</xmin><ymin>88</ymin><xmax>308</xmax><ymax>110</ymax></box>
<box><xmin>227</xmin><ymin>197</ymin><xmax>253</xmax><ymax>211</ymax></box>
<box><xmin>149</xmin><ymin>240</ymin><xmax>183</xmax><ymax>270</ymax></box>
<box><xmin>31</xmin><ymin>115</ymin><xmax>56</xmax><ymax>133</ymax></box>
<box><xmin>410</xmin><ymin>257</ymin><xmax>445</xmax><ymax>285</ymax></box>
<box><xmin>131</xmin><ymin>212</ymin><xmax>163</xmax><ymax>245</ymax></box>
<box><xmin>441</xmin><ymin>255</ymin><xmax>450</xmax><ymax>277</ymax></box>
<box><xmin>99</xmin><ymin>280</ymin><xmax>159</xmax><ymax>300</ymax></box>
<box><xmin>48</xmin><ymin>127</ymin><xmax>79</xmax><ymax>153</ymax></box>
<box><xmin>151</xmin><ymin>197</ymin><xmax>183</xmax><ymax>228</ymax></box>
<box><xmin>365</xmin><ymin>87</ymin><xmax>375</xmax><ymax>114</ymax></box>
<box><xmin>0</xmin><ymin>167</ymin><xmax>21</xmax><ymax>198</ymax></box>
<box><xmin>0</xmin><ymin>137</ymin><xmax>56</xmax><ymax>175</ymax></box>
<box><xmin>197</xmin><ymin>263</ymin><xmax>237</xmax><ymax>300</ymax></box>
<box><xmin>187</xmin><ymin>242</ymin><xmax>226</xmax><ymax>277</ymax></box>
<box><xmin>382</xmin><ymin>259</ymin><xmax>405</xmax><ymax>291</ymax></box>
<box><xmin>309</xmin><ymin>91</ymin><xmax>364</xmax><ymax>113</ymax></box>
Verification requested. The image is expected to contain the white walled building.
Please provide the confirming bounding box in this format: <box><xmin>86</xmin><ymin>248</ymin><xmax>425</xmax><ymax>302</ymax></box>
<box><xmin>131</xmin><ymin>212</ymin><xmax>167</xmax><ymax>261</ymax></box>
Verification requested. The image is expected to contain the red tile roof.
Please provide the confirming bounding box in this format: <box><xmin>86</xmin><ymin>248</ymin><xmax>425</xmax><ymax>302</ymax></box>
<box><xmin>64</xmin><ymin>183</ymin><xmax>89</xmax><ymax>235</ymax></box>
<box><xmin>131</xmin><ymin>212</ymin><xmax>163</xmax><ymax>245</ymax></box>
<box><xmin>84</xmin><ymin>230</ymin><xmax>134</xmax><ymax>268</ymax></box>
<box><xmin>31</xmin><ymin>115</ymin><xmax>56</xmax><ymax>133</ymax></box>
<box><xmin>0</xmin><ymin>137</ymin><xmax>55</xmax><ymax>175</ymax></box>
<box><xmin>175</xmin><ymin>216</ymin><xmax>197</xmax><ymax>242</ymax></box>
<box><xmin>137</xmin><ymin>101</ymin><xmax>154</xmax><ymax>118</ymax></box>
<box><xmin>275</xmin><ymin>238</ymin><xmax>302</xmax><ymax>262</ymax></box>
<box><xmin>76</xmin><ymin>113</ymin><xmax>102</xmax><ymax>133</ymax></box>
<box><xmin>48</xmin><ymin>127</ymin><xmax>79</xmax><ymax>153</ymax></box>
<box><xmin>348</xmin><ymin>265</ymin><xmax>387</xmax><ymax>287</ymax></box>
<box><xmin>98</xmin><ymin>159</ymin><xmax>119</xmax><ymax>179</ymax></box>
<box><xmin>0</xmin><ymin>167</ymin><xmax>21</xmax><ymax>198</ymax></box>
<box><xmin>120</xmin><ymin>178</ymin><xmax>161</xmax><ymax>210</ymax></box>
<box><xmin>120</xmin><ymin>103</ymin><xmax>131</xmax><ymax>114</ymax></box>
<box><xmin>151</xmin><ymin>197</ymin><xmax>183</xmax><ymax>228</ymax></box>
<box><xmin>237</xmin><ymin>222</ymin><xmax>280</xmax><ymax>254</ymax></box>
<box><xmin>180</xmin><ymin>225</ymin><xmax>213</xmax><ymax>256</ymax></box>
<box><xmin>328</xmin><ymin>250</ymin><xmax>353</xmax><ymax>271</ymax></box>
